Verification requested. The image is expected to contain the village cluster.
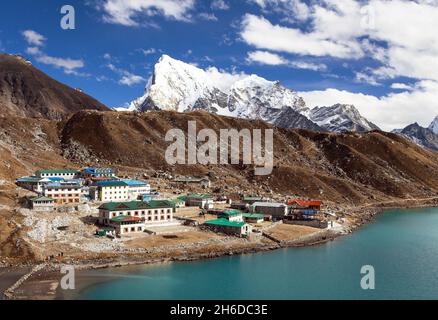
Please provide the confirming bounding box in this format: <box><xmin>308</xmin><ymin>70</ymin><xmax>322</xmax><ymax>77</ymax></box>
<box><xmin>16</xmin><ymin>168</ymin><xmax>333</xmax><ymax>239</ymax></box>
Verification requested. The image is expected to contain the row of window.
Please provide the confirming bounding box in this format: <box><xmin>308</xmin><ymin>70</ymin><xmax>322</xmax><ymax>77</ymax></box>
<box><xmin>55</xmin><ymin>199</ymin><xmax>80</xmax><ymax>204</ymax></box>
<box><xmin>110</xmin><ymin>209</ymin><xmax>172</xmax><ymax>216</ymax></box>
<box><xmin>41</xmin><ymin>173</ymin><xmax>76</xmax><ymax>177</ymax></box>
<box><xmin>47</xmin><ymin>194</ymin><xmax>80</xmax><ymax>198</ymax></box>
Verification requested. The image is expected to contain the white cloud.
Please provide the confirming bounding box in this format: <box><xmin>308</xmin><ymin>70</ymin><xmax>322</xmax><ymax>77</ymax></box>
<box><xmin>241</xmin><ymin>1</ymin><xmax>438</xmax><ymax>82</ymax></box>
<box><xmin>300</xmin><ymin>80</ymin><xmax>438</xmax><ymax>131</ymax></box>
<box><xmin>246</xmin><ymin>50</ymin><xmax>327</xmax><ymax>71</ymax></box>
<box><xmin>119</xmin><ymin>73</ymin><xmax>146</xmax><ymax>86</ymax></box>
<box><xmin>101</xmin><ymin>0</ymin><xmax>196</xmax><ymax>26</ymax></box>
<box><xmin>106</xmin><ymin>63</ymin><xmax>146</xmax><ymax>86</ymax></box>
<box><xmin>204</xmin><ymin>67</ymin><xmax>248</xmax><ymax>92</ymax></box>
<box><xmin>240</xmin><ymin>14</ymin><xmax>364</xmax><ymax>59</ymax></box>
<box><xmin>140</xmin><ymin>48</ymin><xmax>157</xmax><ymax>56</ymax></box>
<box><xmin>211</xmin><ymin>0</ymin><xmax>229</xmax><ymax>10</ymax></box>
<box><xmin>249</xmin><ymin>0</ymin><xmax>310</xmax><ymax>21</ymax></box>
<box><xmin>22</xmin><ymin>30</ymin><xmax>46</xmax><ymax>46</ymax></box>
<box><xmin>199</xmin><ymin>12</ymin><xmax>218</xmax><ymax>21</ymax></box>
<box><xmin>391</xmin><ymin>83</ymin><xmax>414</xmax><ymax>91</ymax></box>
<box><xmin>24</xmin><ymin>36</ymin><xmax>85</xmax><ymax>75</ymax></box>
<box><xmin>241</xmin><ymin>1</ymin><xmax>438</xmax><ymax>130</ymax></box>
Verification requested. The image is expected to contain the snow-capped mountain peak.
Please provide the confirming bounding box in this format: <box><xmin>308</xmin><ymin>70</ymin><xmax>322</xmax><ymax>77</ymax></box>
<box><xmin>127</xmin><ymin>54</ymin><xmax>309</xmax><ymax>125</ymax></box>
<box><xmin>308</xmin><ymin>104</ymin><xmax>380</xmax><ymax>133</ymax></box>
<box><xmin>428</xmin><ymin>115</ymin><xmax>438</xmax><ymax>134</ymax></box>
<box><xmin>124</xmin><ymin>55</ymin><xmax>377</xmax><ymax>133</ymax></box>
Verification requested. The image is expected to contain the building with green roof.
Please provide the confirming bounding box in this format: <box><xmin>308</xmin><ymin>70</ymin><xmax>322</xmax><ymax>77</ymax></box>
<box><xmin>107</xmin><ymin>215</ymin><xmax>146</xmax><ymax>235</ymax></box>
<box><xmin>203</xmin><ymin>218</ymin><xmax>252</xmax><ymax>237</ymax></box>
<box><xmin>217</xmin><ymin>210</ymin><xmax>244</xmax><ymax>222</ymax></box>
<box><xmin>174</xmin><ymin>176</ymin><xmax>210</xmax><ymax>188</ymax></box>
<box><xmin>98</xmin><ymin>200</ymin><xmax>175</xmax><ymax>231</ymax></box>
<box><xmin>30</xmin><ymin>196</ymin><xmax>55</xmax><ymax>212</ymax></box>
<box><xmin>178</xmin><ymin>194</ymin><xmax>214</xmax><ymax>209</ymax></box>
<box><xmin>243</xmin><ymin>213</ymin><xmax>265</xmax><ymax>224</ymax></box>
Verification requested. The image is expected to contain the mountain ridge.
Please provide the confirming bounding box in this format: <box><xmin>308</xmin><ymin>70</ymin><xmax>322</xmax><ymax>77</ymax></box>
<box><xmin>125</xmin><ymin>55</ymin><xmax>376</xmax><ymax>133</ymax></box>
<box><xmin>0</xmin><ymin>54</ymin><xmax>110</xmax><ymax>120</ymax></box>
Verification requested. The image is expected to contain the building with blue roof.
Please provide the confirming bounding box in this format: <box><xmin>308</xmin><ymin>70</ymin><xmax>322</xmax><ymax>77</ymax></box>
<box><xmin>95</xmin><ymin>179</ymin><xmax>151</xmax><ymax>202</ymax></box>
<box><xmin>81</xmin><ymin>167</ymin><xmax>116</xmax><ymax>179</ymax></box>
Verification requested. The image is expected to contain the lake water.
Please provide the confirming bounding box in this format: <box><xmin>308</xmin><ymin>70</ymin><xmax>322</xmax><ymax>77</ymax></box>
<box><xmin>78</xmin><ymin>208</ymin><xmax>438</xmax><ymax>300</ymax></box>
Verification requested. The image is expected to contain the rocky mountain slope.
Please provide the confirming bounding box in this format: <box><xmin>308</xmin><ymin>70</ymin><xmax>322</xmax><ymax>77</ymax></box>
<box><xmin>393</xmin><ymin>120</ymin><xmax>438</xmax><ymax>151</ymax></box>
<box><xmin>57</xmin><ymin>110</ymin><xmax>438</xmax><ymax>204</ymax></box>
<box><xmin>0</xmin><ymin>54</ymin><xmax>109</xmax><ymax>120</ymax></box>
<box><xmin>125</xmin><ymin>55</ymin><xmax>374</xmax><ymax>133</ymax></box>
<box><xmin>308</xmin><ymin>104</ymin><xmax>380</xmax><ymax>133</ymax></box>
<box><xmin>428</xmin><ymin>116</ymin><xmax>438</xmax><ymax>134</ymax></box>
<box><xmin>2</xmin><ymin>110</ymin><xmax>438</xmax><ymax>263</ymax></box>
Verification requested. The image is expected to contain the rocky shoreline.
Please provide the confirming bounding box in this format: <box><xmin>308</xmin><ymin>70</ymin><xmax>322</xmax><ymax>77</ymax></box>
<box><xmin>3</xmin><ymin>197</ymin><xmax>438</xmax><ymax>300</ymax></box>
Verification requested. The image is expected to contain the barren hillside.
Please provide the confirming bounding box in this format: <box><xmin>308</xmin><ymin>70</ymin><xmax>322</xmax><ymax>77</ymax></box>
<box><xmin>0</xmin><ymin>54</ymin><xmax>109</xmax><ymax>120</ymax></box>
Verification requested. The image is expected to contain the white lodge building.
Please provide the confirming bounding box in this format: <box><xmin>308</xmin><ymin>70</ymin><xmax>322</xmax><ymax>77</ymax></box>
<box><xmin>43</xmin><ymin>182</ymin><xmax>82</xmax><ymax>205</ymax></box>
<box><xmin>36</xmin><ymin>169</ymin><xmax>80</xmax><ymax>180</ymax></box>
<box><xmin>96</xmin><ymin>180</ymin><xmax>151</xmax><ymax>202</ymax></box>
<box><xmin>98</xmin><ymin>200</ymin><xmax>176</xmax><ymax>234</ymax></box>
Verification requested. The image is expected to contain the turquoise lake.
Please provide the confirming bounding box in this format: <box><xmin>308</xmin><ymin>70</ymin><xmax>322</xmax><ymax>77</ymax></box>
<box><xmin>78</xmin><ymin>208</ymin><xmax>438</xmax><ymax>300</ymax></box>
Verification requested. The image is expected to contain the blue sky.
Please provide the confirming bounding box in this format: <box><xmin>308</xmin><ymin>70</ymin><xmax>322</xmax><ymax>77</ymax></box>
<box><xmin>1</xmin><ymin>0</ymin><xmax>438</xmax><ymax>130</ymax></box>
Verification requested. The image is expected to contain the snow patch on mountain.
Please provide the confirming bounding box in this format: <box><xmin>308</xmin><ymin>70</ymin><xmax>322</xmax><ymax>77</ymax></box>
<box><xmin>428</xmin><ymin>115</ymin><xmax>438</xmax><ymax>134</ymax></box>
<box><xmin>123</xmin><ymin>55</ymin><xmax>376</xmax><ymax>133</ymax></box>
<box><xmin>308</xmin><ymin>104</ymin><xmax>380</xmax><ymax>133</ymax></box>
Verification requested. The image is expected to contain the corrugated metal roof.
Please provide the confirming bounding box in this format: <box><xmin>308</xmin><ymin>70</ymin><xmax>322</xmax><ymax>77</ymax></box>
<box><xmin>251</xmin><ymin>202</ymin><xmax>287</xmax><ymax>208</ymax></box>
<box><xmin>31</xmin><ymin>196</ymin><xmax>55</xmax><ymax>202</ymax></box>
<box><xmin>17</xmin><ymin>176</ymin><xmax>41</xmax><ymax>183</ymax></box>
<box><xmin>219</xmin><ymin>210</ymin><xmax>242</xmax><ymax>217</ymax></box>
<box><xmin>99</xmin><ymin>200</ymin><xmax>175</xmax><ymax>212</ymax></box>
<box><xmin>204</xmin><ymin>218</ymin><xmax>246</xmax><ymax>228</ymax></box>
<box><xmin>288</xmin><ymin>200</ymin><xmax>322</xmax><ymax>207</ymax></box>
<box><xmin>243</xmin><ymin>213</ymin><xmax>264</xmax><ymax>219</ymax></box>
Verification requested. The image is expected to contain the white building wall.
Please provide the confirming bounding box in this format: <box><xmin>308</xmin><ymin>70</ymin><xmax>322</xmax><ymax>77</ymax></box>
<box><xmin>99</xmin><ymin>186</ymin><xmax>129</xmax><ymax>202</ymax></box>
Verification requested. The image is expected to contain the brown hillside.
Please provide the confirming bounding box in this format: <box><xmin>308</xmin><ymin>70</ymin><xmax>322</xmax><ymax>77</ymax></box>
<box><xmin>0</xmin><ymin>54</ymin><xmax>109</xmax><ymax>120</ymax></box>
<box><xmin>58</xmin><ymin>110</ymin><xmax>438</xmax><ymax>205</ymax></box>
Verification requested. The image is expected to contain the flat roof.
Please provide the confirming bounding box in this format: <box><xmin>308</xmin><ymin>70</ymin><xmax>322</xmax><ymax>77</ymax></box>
<box><xmin>251</xmin><ymin>202</ymin><xmax>287</xmax><ymax>208</ymax></box>
<box><xmin>243</xmin><ymin>213</ymin><xmax>264</xmax><ymax>219</ymax></box>
<box><xmin>219</xmin><ymin>210</ymin><xmax>242</xmax><ymax>217</ymax></box>
<box><xmin>31</xmin><ymin>196</ymin><xmax>55</xmax><ymax>202</ymax></box>
<box><xmin>178</xmin><ymin>194</ymin><xmax>212</xmax><ymax>200</ymax></box>
<box><xmin>96</xmin><ymin>180</ymin><xmax>148</xmax><ymax>187</ymax></box>
<box><xmin>99</xmin><ymin>200</ymin><xmax>175</xmax><ymax>212</ymax></box>
<box><xmin>37</xmin><ymin>169</ymin><xmax>79</xmax><ymax>174</ymax></box>
<box><xmin>204</xmin><ymin>218</ymin><xmax>246</xmax><ymax>228</ymax></box>
<box><xmin>17</xmin><ymin>176</ymin><xmax>41</xmax><ymax>183</ymax></box>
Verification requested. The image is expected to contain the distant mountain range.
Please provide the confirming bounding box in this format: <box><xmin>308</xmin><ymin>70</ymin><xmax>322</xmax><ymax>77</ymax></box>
<box><xmin>125</xmin><ymin>55</ymin><xmax>380</xmax><ymax>133</ymax></box>
<box><xmin>392</xmin><ymin>117</ymin><xmax>438</xmax><ymax>151</ymax></box>
<box><xmin>2</xmin><ymin>52</ymin><xmax>438</xmax><ymax>153</ymax></box>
